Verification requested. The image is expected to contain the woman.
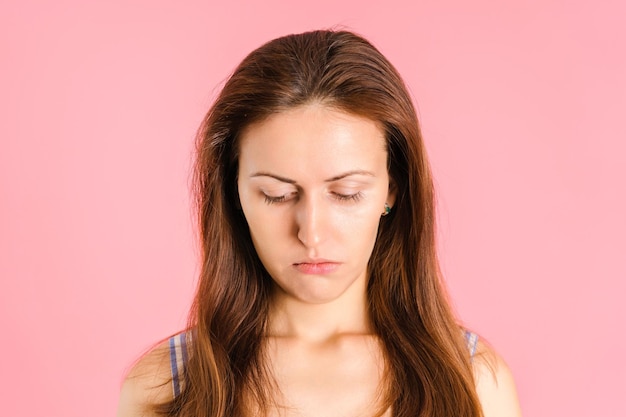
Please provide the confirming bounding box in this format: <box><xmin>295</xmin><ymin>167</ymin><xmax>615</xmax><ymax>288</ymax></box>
<box><xmin>118</xmin><ymin>30</ymin><xmax>522</xmax><ymax>417</ymax></box>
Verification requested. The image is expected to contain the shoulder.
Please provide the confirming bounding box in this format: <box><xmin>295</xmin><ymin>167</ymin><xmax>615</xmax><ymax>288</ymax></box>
<box><xmin>116</xmin><ymin>339</ymin><xmax>175</xmax><ymax>417</ymax></box>
<box><xmin>472</xmin><ymin>340</ymin><xmax>523</xmax><ymax>417</ymax></box>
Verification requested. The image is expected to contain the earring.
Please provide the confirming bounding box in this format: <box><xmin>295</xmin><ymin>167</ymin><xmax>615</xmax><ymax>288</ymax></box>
<box><xmin>382</xmin><ymin>203</ymin><xmax>391</xmax><ymax>216</ymax></box>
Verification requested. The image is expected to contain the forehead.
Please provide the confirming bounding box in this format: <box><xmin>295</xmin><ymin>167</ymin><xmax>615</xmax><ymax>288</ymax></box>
<box><xmin>238</xmin><ymin>105</ymin><xmax>387</xmax><ymax>177</ymax></box>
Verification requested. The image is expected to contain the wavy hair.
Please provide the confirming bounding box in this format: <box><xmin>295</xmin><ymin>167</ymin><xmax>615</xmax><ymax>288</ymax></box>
<box><xmin>157</xmin><ymin>29</ymin><xmax>482</xmax><ymax>417</ymax></box>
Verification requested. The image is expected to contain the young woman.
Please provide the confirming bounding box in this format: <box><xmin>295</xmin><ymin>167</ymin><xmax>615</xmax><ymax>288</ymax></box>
<box><xmin>117</xmin><ymin>30</ymin><xmax>522</xmax><ymax>417</ymax></box>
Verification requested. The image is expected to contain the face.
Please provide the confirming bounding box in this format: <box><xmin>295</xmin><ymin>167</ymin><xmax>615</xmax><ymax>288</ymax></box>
<box><xmin>237</xmin><ymin>104</ymin><xmax>395</xmax><ymax>305</ymax></box>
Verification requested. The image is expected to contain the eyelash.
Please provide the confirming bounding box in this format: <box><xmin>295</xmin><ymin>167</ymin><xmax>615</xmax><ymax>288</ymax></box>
<box><xmin>264</xmin><ymin>195</ymin><xmax>287</xmax><ymax>205</ymax></box>
<box><xmin>333</xmin><ymin>192</ymin><xmax>363</xmax><ymax>202</ymax></box>
<box><xmin>263</xmin><ymin>192</ymin><xmax>363</xmax><ymax>205</ymax></box>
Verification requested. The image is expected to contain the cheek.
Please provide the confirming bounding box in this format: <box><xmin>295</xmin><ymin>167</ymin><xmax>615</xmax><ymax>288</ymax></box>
<box><xmin>334</xmin><ymin>206</ymin><xmax>382</xmax><ymax>245</ymax></box>
<box><xmin>246</xmin><ymin>221</ymin><xmax>279</xmax><ymax>267</ymax></box>
<box><xmin>242</xmin><ymin>209</ymin><xmax>291</xmax><ymax>257</ymax></box>
<box><xmin>244</xmin><ymin>212</ymin><xmax>273</xmax><ymax>241</ymax></box>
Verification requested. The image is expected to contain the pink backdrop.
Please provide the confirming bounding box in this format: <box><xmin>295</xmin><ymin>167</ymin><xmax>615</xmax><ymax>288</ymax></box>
<box><xmin>1</xmin><ymin>1</ymin><xmax>625</xmax><ymax>416</ymax></box>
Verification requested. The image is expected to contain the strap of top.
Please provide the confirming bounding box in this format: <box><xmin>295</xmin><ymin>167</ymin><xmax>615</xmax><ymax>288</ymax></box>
<box><xmin>464</xmin><ymin>330</ymin><xmax>479</xmax><ymax>360</ymax></box>
<box><xmin>168</xmin><ymin>332</ymin><xmax>188</xmax><ymax>398</ymax></box>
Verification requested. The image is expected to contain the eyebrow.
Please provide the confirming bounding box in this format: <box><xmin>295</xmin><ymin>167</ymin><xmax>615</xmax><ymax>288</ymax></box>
<box><xmin>250</xmin><ymin>170</ymin><xmax>375</xmax><ymax>184</ymax></box>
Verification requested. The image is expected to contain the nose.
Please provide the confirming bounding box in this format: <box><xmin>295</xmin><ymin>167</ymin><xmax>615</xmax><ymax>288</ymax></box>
<box><xmin>295</xmin><ymin>195</ymin><xmax>327</xmax><ymax>249</ymax></box>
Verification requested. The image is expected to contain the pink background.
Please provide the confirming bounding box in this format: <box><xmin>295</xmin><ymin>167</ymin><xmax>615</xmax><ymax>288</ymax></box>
<box><xmin>1</xmin><ymin>1</ymin><xmax>625</xmax><ymax>416</ymax></box>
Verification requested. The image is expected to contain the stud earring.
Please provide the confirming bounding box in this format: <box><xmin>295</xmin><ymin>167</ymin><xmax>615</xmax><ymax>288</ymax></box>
<box><xmin>382</xmin><ymin>203</ymin><xmax>391</xmax><ymax>216</ymax></box>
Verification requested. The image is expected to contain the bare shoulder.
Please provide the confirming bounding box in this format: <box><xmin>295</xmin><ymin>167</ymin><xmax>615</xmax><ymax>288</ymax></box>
<box><xmin>472</xmin><ymin>340</ymin><xmax>523</xmax><ymax>417</ymax></box>
<box><xmin>117</xmin><ymin>339</ymin><xmax>173</xmax><ymax>417</ymax></box>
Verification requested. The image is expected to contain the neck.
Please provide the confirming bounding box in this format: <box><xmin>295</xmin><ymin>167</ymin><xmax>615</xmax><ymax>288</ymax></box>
<box><xmin>266</xmin><ymin>284</ymin><xmax>372</xmax><ymax>343</ymax></box>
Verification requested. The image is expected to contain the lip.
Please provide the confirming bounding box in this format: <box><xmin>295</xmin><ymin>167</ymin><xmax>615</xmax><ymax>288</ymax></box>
<box><xmin>293</xmin><ymin>260</ymin><xmax>340</xmax><ymax>275</ymax></box>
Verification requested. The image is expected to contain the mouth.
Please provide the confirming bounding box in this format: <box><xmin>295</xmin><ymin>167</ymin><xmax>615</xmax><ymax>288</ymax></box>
<box><xmin>293</xmin><ymin>260</ymin><xmax>340</xmax><ymax>275</ymax></box>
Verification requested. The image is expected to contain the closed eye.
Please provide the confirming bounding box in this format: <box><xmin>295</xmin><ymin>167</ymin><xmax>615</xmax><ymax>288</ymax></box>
<box><xmin>263</xmin><ymin>191</ymin><xmax>363</xmax><ymax>204</ymax></box>
<box><xmin>332</xmin><ymin>192</ymin><xmax>363</xmax><ymax>203</ymax></box>
<box><xmin>263</xmin><ymin>191</ymin><xmax>297</xmax><ymax>205</ymax></box>
<box><xmin>263</xmin><ymin>194</ymin><xmax>286</xmax><ymax>204</ymax></box>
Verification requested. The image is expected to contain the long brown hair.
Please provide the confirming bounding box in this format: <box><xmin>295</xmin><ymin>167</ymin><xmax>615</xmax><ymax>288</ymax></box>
<box><xmin>158</xmin><ymin>29</ymin><xmax>482</xmax><ymax>417</ymax></box>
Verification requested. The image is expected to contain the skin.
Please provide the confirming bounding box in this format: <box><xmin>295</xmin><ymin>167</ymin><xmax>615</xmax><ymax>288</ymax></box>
<box><xmin>237</xmin><ymin>104</ymin><xmax>394</xmax><ymax>415</ymax></box>
<box><xmin>117</xmin><ymin>104</ymin><xmax>523</xmax><ymax>417</ymax></box>
<box><xmin>237</xmin><ymin>104</ymin><xmax>395</xmax><ymax>338</ymax></box>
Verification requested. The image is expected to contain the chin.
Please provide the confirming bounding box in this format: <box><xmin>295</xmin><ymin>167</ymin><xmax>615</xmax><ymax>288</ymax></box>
<box><xmin>268</xmin><ymin>265</ymin><xmax>368</xmax><ymax>306</ymax></box>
